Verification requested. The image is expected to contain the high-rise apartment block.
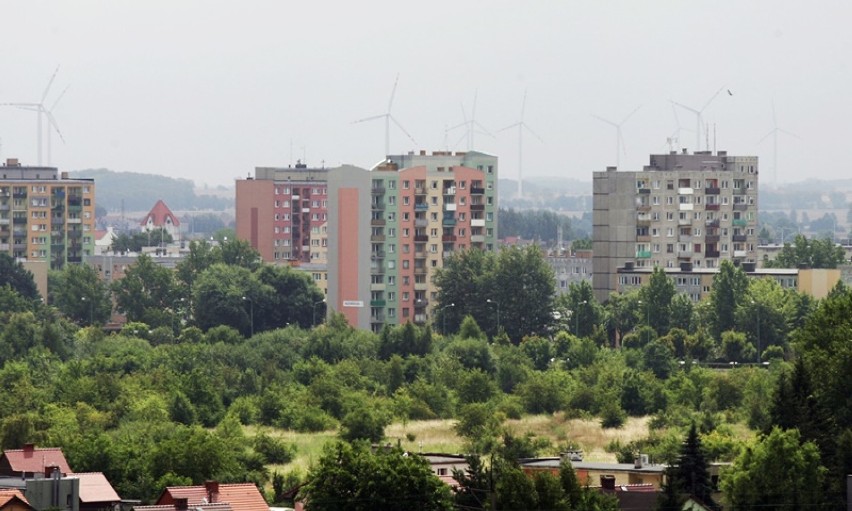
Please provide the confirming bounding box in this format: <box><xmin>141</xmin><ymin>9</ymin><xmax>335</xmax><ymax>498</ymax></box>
<box><xmin>0</xmin><ymin>158</ymin><xmax>96</xmax><ymax>269</ymax></box>
<box><xmin>236</xmin><ymin>151</ymin><xmax>498</xmax><ymax>331</ymax></box>
<box><xmin>592</xmin><ymin>150</ymin><xmax>759</xmax><ymax>302</ymax></box>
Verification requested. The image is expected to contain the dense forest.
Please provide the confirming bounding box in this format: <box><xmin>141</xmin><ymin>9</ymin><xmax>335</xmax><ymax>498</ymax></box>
<box><xmin>2</xmin><ymin>245</ymin><xmax>852</xmax><ymax>509</ymax></box>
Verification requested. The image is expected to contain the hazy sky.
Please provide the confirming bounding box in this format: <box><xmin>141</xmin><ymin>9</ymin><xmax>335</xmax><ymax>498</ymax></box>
<box><xmin>1</xmin><ymin>1</ymin><xmax>850</xmax><ymax>187</ymax></box>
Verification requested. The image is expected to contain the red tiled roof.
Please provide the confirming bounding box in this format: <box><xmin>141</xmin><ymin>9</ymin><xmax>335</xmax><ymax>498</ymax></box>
<box><xmin>136</xmin><ymin>504</ymin><xmax>233</xmax><ymax>511</ymax></box>
<box><xmin>74</xmin><ymin>472</ymin><xmax>121</xmax><ymax>503</ymax></box>
<box><xmin>0</xmin><ymin>490</ymin><xmax>32</xmax><ymax>510</ymax></box>
<box><xmin>140</xmin><ymin>200</ymin><xmax>180</xmax><ymax>227</ymax></box>
<box><xmin>1</xmin><ymin>447</ymin><xmax>72</xmax><ymax>475</ymax></box>
<box><xmin>158</xmin><ymin>483</ymin><xmax>267</xmax><ymax>511</ymax></box>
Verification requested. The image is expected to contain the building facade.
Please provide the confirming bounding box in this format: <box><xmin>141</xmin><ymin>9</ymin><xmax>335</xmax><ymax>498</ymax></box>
<box><xmin>0</xmin><ymin>159</ymin><xmax>96</xmax><ymax>269</ymax></box>
<box><xmin>593</xmin><ymin>150</ymin><xmax>759</xmax><ymax>302</ymax></box>
<box><xmin>327</xmin><ymin>151</ymin><xmax>498</xmax><ymax>331</ymax></box>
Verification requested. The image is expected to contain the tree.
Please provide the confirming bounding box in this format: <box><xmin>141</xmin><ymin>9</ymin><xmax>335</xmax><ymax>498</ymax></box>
<box><xmin>339</xmin><ymin>408</ymin><xmax>389</xmax><ymax>443</ymax></box>
<box><xmin>192</xmin><ymin>264</ymin><xmax>273</xmax><ymax>335</ymax></box>
<box><xmin>554</xmin><ymin>281</ymin><xmax>603</xmax><ymax>339</ymax></box>
<box><xmin>722</xmin><ymin>428</ymin><xmax>825</xmax><ymax>510</ymax></box>
<box><xmin>0</xmin><ymin>253</ymin><xmax>39</xmax><ymax>300</ymax></box>
<box><xmin>764</xmin><ymin>234</ymin><xmax>846</xmax><ymax>269</ymax></box>
<box><xmin>254</xmin><ymin>265</ymin><xmax>324</xmax><ymax>330</ymax></box>
<box><xmin>434</xmin><ymin>245</ymin><xmax>555</xmax><ymax>342</ymax></box>
<box><xmin>668</xmin><ymin>423</ymin><xmax>715</xmax><ymax>508</ymax></box>
<box><xmin>304</xmin><ymin>441</ymin><xmax>452</xmax><ymax>511</ymax></box>
<box><xmin>112</xmin><ymin>254</ymin><xmax>179</xmax><ymax>324</ymax></box>
<box><xmin>49</xmin><ymin>264</ymin><xmax>111</xmax><ymax>326</ymax></box>
<box><xmin>709</xmin><ymin>260</ymin><xmax>748</xmax><ymax>339</ymax></box>
<box><xmin>638</xmin><ymin>267</ymin><xmax>677</xmax><ymax>336</ymax></box>
<box><xmin>602</xmin><ymin>290</ymin><xmax>641</xmax><ymax>347</ymax></box>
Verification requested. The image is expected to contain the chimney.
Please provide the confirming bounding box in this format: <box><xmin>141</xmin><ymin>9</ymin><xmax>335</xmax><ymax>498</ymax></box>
<box><xmin>23</xmin><ymin>443</ymin><xmax>35</xmax><ymax>454</ymax></box>
<box><xmin>682</xmin><ymin>148</ymin><xmax>688</xmax><ymax>155</ymax></box>
<box><xmin>175</xmin><ymin>498</ymin><xmax>189</xmax><ymax>511</ymax></box>
<box><xmin>600</xmin><ymin>475</ymin><xmax>616</xmax><ymax>490</ymax></box>
<box><xmin>44</xmin><ymin>465</ymin><xmax>59</xmax><ymax>478</ymax></box>
<box><xmin>205</xmin><ymin>481</ymin><xmax>220</xmax><ymax>502</ymax></box>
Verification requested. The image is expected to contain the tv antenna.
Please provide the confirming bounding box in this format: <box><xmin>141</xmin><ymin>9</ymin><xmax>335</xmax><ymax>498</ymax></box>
<box><xmin>498</xmin><ymin>90</ymin><xmax>543</xmax><ymax>199</ymax></box>
<box><xmin>592</xmin><ymin>105</ymin><xmax>641</xmax><ymax>169</ymax></box>
<box><xmin>353</xmin><ymin>74</ymin><xmax>417</xmax><ymax>157</ymax></box>
<box><xmin>671</xmin><ymin>86</ymin><xmax>726</xmax><ymax>152</ymax></box>
<box><xmin>758</xmin><ymin>99</ymin><xmax>800</xmax><ymax>187</ymax></box>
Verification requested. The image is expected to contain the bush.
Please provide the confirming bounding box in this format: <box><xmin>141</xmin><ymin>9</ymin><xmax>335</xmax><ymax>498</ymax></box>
<box><xmin>339</xmin><ymin>408</ymin><xmax>389</xmax><ymax>443</ymax></box>
<box><xmin>293</xmin><ymin>406</ymin><xmax>337</xmax><ymax>433</ymax></box>
<box><xmin>599</xmin><ymin>401</ymin><xmax>627</xmax><ymax>429</ymax></box>
<box><xmin>254</xmin><ymin>431</ymin><xmax>296</xmax><ymax>464</ymax></box>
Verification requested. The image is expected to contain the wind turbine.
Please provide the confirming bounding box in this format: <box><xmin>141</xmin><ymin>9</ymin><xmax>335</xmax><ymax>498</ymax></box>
<box><xmin>671</xmin><ymin>86</ymin><xmax>726</xmax><ymax>152</ymax></box>
<box><xmin>592</xmin><ymin>105</ymin><xmax>641</xmax><ymax>169</ymax></box>
<box><xmin>353</xmin><ymin>74</ymin><xmax>417</xmax><ymax>157</ymax></box>
<box><xmin>758</xmin><ymin>100</ymin><xmax>800</xmax><ymax>187</ymax></box>
<box><xmin>447</xmin><ymin>90</ymin><xmax>494</xmax><ymax>151</ymax></box>
<box><xmin>498</xmin><ymin>90</ymin><xmax>543</xmax><ymax>199</ymax></box>
<box><xmin>1</xmin><ymin>66</ymin><xmax>64</xmax><ymax>166</ymax></box>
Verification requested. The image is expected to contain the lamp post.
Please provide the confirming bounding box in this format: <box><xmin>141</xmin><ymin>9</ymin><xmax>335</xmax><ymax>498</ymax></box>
<box><xmin>486</xmin><ymin>298</ymin><xmax>500</xmax><ymax>333</ymax></box>
<box><xmin>242</xmin><ymin>296</ymin><xmax>254</xmax><ymax>337</ymax></box>
<box><xmin>81</xmin><ymin>296</ymin><xmax>93</xmax><ymax>325</ymax></box>
<box><xmin>441</xmin><ymin>303</ymin><xmax>455</xmax><ymax>334</ymax></box>
<box><xmin>313</xmin><ymin>298</ymin><xmax>326</xmax><ymax>326</ymax></box>
<box><xmin>751</xmin><ymin>299</ymin><xmax>760</xmax><ymax>364</ymax></box>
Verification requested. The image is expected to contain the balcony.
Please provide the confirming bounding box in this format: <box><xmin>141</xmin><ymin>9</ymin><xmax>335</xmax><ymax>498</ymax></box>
<box><xmin>470</xmin><ymin>204</ymin><xmax>485</xmax><ymax>211</ymax></box>
<box><xmin>371</xmin><ymin>218</ymin><xmax>386</xmax><ymax>226</ymax></box>
<box><xmin>12</xmin><ymin>217</ymin><xmax>26</xmax><ymax>225</ymax></box>
<box><xmin>705</xmin><ymin>219</ymin><xmax>720</xmax><ymax>228</ymax></box>
<box><xmin>637</xmin><ymin>235</ymin><xmax>651</xmax><ymax>242</ymax></box>
<box><xmin>705</xmin><ymin>250</ymin><xmax>720</xmax><ymax>258</ymax></box>
<box><xmin>371</xmin><ymin>251</ymin><xmax>385</xmax><ymax>260</ymax></box>
<box><xmin>443</xmin><ymin>187</ymin><xmax>456</xmax><ymax>196</ymax></box>
<box><xmin>414</xmin><ymin>298</ymin><xmax>429</xmax><ymax>308</ymax></box>
<box><xmin>732</xmin><ymin>219</ymin><xmax>747</xmax><ymax>227</ymax></box>
<box><xmin>678</xmin><ymin>236</ymin><xmax>693</xmax><ymax>244</ymax></box>
<box><xmin>705</xmin><ymin>187</ymin><xmax>720</xmax><ymax>195</ymax></box>
<box><xmin>442</xmin><ymin>218</ymin><xmax>456</xmax><ymax>226</ymax></box>
<box><xmin>414</xmin><ymin>251</ymin><xmax>426</xmax><ymax>259</ymax></box>
<box><xmin>0</xmin><ymin>204</ymin><xmax>9</xmax><ymax>211</ymax></box>
<box><xmin>414</xmin><ymin>186</ymin><xmax>427</xmax><ymax>195</ymax></box>
<box><xmin>0</xmin><ymin>219</ymin><xmax>8</xmax><ymax>225</ymax></box>
<box><xmin>12</xmin><ymin>192</ymin><xmax>26</xmax><ymax>199</ymax></box>
<box><xmin>678</xmin><ymin>187</ymin><xmax>694</xmax><ymax>195</ymax></box>
<box><xmin>705</xmin><ymin>204</ymin><xmax>720</xmax><ymax>211</ymax></box>
<box><xmin>679</xmin><ymin>203</ymin><xmax>694</xmax><ymax>211</ymax></box>
<box><xmin>370</xmin><ymin>235</ymin><xmax>386</xmax><ymax>242</ymax></box>
<box><xmin>442</xmin><ymin>234</ymin><xmax>457</xmax><ymax>242</ymax></box>
<box><xmin>470</xmin><ymin>186</ymin><xmax>485</xmax><ymax>195</ymax></box>
<box><xmin>678</xmin><ymin>251</ymin><xmax>693</xmax><ymax>259</ymax></box>
<box><xmin>371</xmin><ymin>202</ymin><xmax>385</xmax><ymax>210</ymax></box>
<box><xmin>414</xmin><ymin>235</ymin><xmax>428</xmax><ymax>242</ymax></box>
<box><xmin>636</xmin><ymin>219</ymin><xmax>651</xmax><ymax>227</ymax></box>
<box><xmin>414</xmin><ymin>314</ymin><xmax>427</xmax><ymax>324</ymax></box>
<box><xmin>733</xmin><ymin>250</ymin><xmax>747</xmax><ymax>257</ymax></box>
<box><xmin>414</xmin><ymin>203</ymin><xmax>428</xmax><ymax>212</ymax></box>
<box><xmin>732</xmin><ymin>234</ymin><xmax>748</xmax><ymax>242</ymax></box>
<box><xmin>471</xmin><ymin>219</ymin><xmax>485</xmax><ymax>227</ymax></box>
<box><xmin>370</xmin><ymin>299</ymin><xmax>387</xmax><ymax>307</ymax></box>
<box><xmin>635</xmin><ymin>250</ymin><xmax>652</xmax><ymax>259</ymax></box>
<box><xmin>733</xmin><ymin>203</ymin><xmax>748</xmax><ymax>211</ymax></box>
<box><xmin>67</xmin><ymin>197</ymin><xmax>82</xmax><ymax>206</ymax></box>
<box><xmin>637</xmin><ymin>188</ymin><xmax>651</xmax><ymax>194</ymax></box>
<box><xmin>370</xmin><ymin>314</ymin><xmax>385</xmax><ymax>323</ymax></box>
<box><xmin>414</xmin><ymin>281</ymin><xmax>428</xmax><ymax>291</ymax></box>
<box><xmin>414</xmin><ymin>219</ymin><xmax>428</xmax><ymax>228</ymax></box>
<box><xmin>414</xmin><ymin>267</ymin><xmax>427</xmax><ymax>275</ymax></box>
<box><xmin>0</xmin><ymin>243</ymin><xmax>8</xmax><ymax>251</ymax></box>
<box><xmin>371</xmin><ymin>265</ymin><xmax>385</xmax><ymax>274</ymax></box>
<box><xmin>371</xmin><ymin>186</ymin><xmax>386</xmax><ymax>194</ymax></box>
<box><xmin>67</xmin><ymin>256</ymin><xmax>82</xmax><ymax>263</ymax></box>
<box><xmin>637</xmin><ymin>204</ymin><xmax>651</xmax><ymax>212</ymax></box>
<box><xmin>705</xmin><ymin>235</ymin><xmax>720</xmax><ymax>243</ymax></box>
<box><xmin>678</xmin><ymin>218</ymin><xmax>691</xmax><ymax>226</ymax></box>
<box><xmin>67</xmin><ymin>218</ymin><xmax>82</xmax><ymax>224</ymax></box>
<box><xmin>733</xmin><ymin>188</ymin><xmax>746</xmax><ymax>195</ymax></box>
<box><xmin>470</xmin><ymin>235</ymin><xmax>485</xmax><ymax>243</ymax></box>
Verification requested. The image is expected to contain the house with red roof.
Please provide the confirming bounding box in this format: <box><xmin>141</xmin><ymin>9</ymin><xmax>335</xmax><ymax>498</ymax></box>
<box><xmin>0</xmin><ymin>445</ymin><xmax>72</xmax><ymax>478</ymax></box>
<box><xmin>0</xmin><ymin>490</ymin><xmax>35</xmax><ymax>511</ymax></box>
<box><xmin>148</xmin><ymin>482</ymin><xmax>267</xmax><ymax>511</ymax></box>
<box><xmin>75</xmin><ymin>473</ymin><xmax>121</xmax><ymax>511</ymax></box>
<box><xmin>140</xmin><ymin>200</ymin><xmax>181</xmax><ymax>240</ymax></box>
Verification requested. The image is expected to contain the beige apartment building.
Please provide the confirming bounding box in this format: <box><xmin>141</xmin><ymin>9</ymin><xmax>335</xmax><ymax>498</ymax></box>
<box><xmin>593</xmin><ymin>150</ymin><xmax>759</xmax><ymax>302</ymax></box>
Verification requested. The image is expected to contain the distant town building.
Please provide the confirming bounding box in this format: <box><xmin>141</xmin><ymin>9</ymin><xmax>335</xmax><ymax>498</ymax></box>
<box><xmin>0</xmin><ymin>158</ymin><xmax>96</xmax><ymax>269</ymax></box>
<box><xmin>140</xmin><ymin>200</ymin><xmax>181</xmax><ymax>240</ymax></box>
<box><xmin>547</xmin><ymin>248</ymin><xmax>593</xmax><ymax>293</ymax></box>
<box><xmin>593</xmin><ymin>150</ymin><xmax>759</xmax><ymax>302</ymax></box>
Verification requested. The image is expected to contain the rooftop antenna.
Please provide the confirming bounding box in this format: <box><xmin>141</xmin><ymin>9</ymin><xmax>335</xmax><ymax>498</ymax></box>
<box><xmin>498</xmin><ymin>90</ymin><xmax>543</xmax><ymax>199</ymax></box>
<box><xmin>758</xmin><ymin>99</ymin><xmax>800</xmax><ymax>188</ymax></box>
<box><xmin>353</xmin><ymin>74</ymin><xmax>417</xmax><ymax>157</ymax></box>
<box><xmin>592</xmin><ymin>105</ymin><xmax>641</xmax><ymax>169</ymax></box>
<box><xmin>1</xmin><ymin>66</ymin><xmax>63</xmax><ymax>166</ymax></box>
<box><xmin>671</xmin><ymin>86</ymin><xmax>726</xmax><ymax>152</ymax></box>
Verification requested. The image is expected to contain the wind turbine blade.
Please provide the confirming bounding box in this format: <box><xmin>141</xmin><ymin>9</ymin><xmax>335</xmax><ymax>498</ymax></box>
<box><xmin>40</xmin><ymin>65</ymin><xmax>61</xmax><ymax>103</ymax></box>
<box><xmin>389</xmin><ymin>115</ymin><xmax>417</xmax><ymax>145</ymax></box>
<box><xmin>496</xmin><ymin>122</ymin><xmax>521</xmax><ymax>133</ymax></box>
<box><xmin>618</xmin><ymin>129</ymin><xmax>627</xmax><ymax>156</ymax></box>
<box><xmin>49</xmin><ymin>85</ymin><xmax>70</xmax><ymax>111</ymax></box>
<box><xmin>671</xmin><ymin>100</ymin><xmax>700</xmax><ymax>115</ymax></box>
<box><xmin>591</xmin><ymin>114</ymin><xmax>618</xmax><ymax>128</ymax></box>
<box><xmin>778</xmin><ymin>128</ymin><xmax>801</xmax><ymax>140</ymax></box>
<box><xmin>671</xmin><ymin>103</ymin><xmax>682</xmax><ymax>128</ymax></box>
<box><xmin>522</xmin><ymin>123</ymin><xmax>544</xmax><ymax>143</ymax></box>
<box><xmin>520</xmin><ymin>90</ymin><xmax>527</xmax><ymax>121</ymax></box>
<box><xmin>700</xmin><ymin>86</ymin><xmax>726</xmax><ymax>113</ymax></box>
<box><xmin>46</xmin><ymin>112</ymin><xmax>66</xmax><ymax>144</ymax></box>
<box><xmin>447</xmin><ymin>120</ymin><xmax>468</xmax><ymax>131</ymax></box>
<box><xmin>387</xmin><ymin>73</ymin><xmax>400</xmax><ymax>113</ymax></box>
<box><xmin>473</xmin><ymin>121</ymin><xmax>495</xmax><ymax>137</ymax></box>
<box><xmin>452</xmin><ymin>130</ymin><xmax>468</xmax><ymax>149</ymax></box>
<box><xmin>757</xmin><ymin>129</ymin><xmax>776</xmax><ymax>145</ymax></box>
<box><xmin>620</xmin><ymin>105</ymin><xmax>642</xmax><ymax>125</ymax></box>
<box><xmin>352</xmin><ymin>113</ymin><xmax>386</xmax><ymax>124</ymax></box>
<box><xmin>13</xmin><ymin>105</ymin><xmax>40</xmax><ymax>112</ymax></box>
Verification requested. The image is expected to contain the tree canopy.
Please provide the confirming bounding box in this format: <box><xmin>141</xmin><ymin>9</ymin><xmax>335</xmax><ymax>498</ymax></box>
<box><xmin>764</xmin><ymin>234</ymin><xmax>846</xmax><ymax>269</ymax></box>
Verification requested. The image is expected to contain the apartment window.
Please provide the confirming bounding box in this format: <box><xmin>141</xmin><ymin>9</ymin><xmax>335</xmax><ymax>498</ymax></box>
<box><xmin>666</xmin><ymin>196</ymin><xmax>674</xmax><ymax>205</ymax></box>
<box><xmin>430</xmin><ymin>212</ymin><xmax>438</xmax><ymax>221</ymax></box>
<box><xmin>403</xmin><ymin>196</ymin><xmax>410</xmax><ymax>205</ymax></box>
<box><xmin>388</xmin><ymin>276</ymin><xmax>396</xmax><ymax>285</ymax></box>
<box><xmin>487</xmin><ymin>165</ymin><xmax>494</xmax><ymax>174</ymax></box>
<box><xmin>486</xmin><ymin>212</ymin><xmax>493</xmax><ymax>221</ymax></box>
<box><xmin>402</xmin><ymin>228</ymin><xmax>409</xmax><ymax>237</ymax></box>
<box><xmin>388</xmin><ymin>227</ymin><xmax>396</xmax><ymax>237</ymax></box>
<box><xmin>402</xmin><ymin>244</ymin><xmax>410</xmax><ymax>254</ymax></box>
<box><xmin>402</xmin><ymin>260</ymin><xmax>409</xmax><ymax>269</ymax></box>
<box><xmin>387</xmin><ymin>212</ymin><xmax>396</xmax><ymax>221</ymax></box>
<box><xmin>402</xmin><ymin>292</ymin><xmax>409</xmax><ymax>301</ymax></box>
<box><xmin>653</xmin><ymin>196</ymin><xmax>660</xmax><ymax>205</ymax></box>
<box><xmin>431</xmin><ymin>180</ymin><xmax>438</xmax><ymax>189</ymax></box>
<box><xmin>403</xmin><ymin>180</ymin><xmax>410</xmax><ymax>189</ymax></box>
<box><xmin>403</xmin><ymin>213</ymin><xmax>409</xmax><ymax>221</ymax></box>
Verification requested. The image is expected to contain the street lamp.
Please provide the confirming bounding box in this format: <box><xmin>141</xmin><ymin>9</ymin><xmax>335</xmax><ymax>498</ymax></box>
<box><xmin>751</xmin><ymin>299</ymin><xmax>761</xmax><ymax>364</ymax></box>
<box><xmin>486</xmin><ymin>298</ymin><xmax>500</xmax><ymax>333</ymax></box>
<box><xmin>81</xmin><ymin>296</ymin><xmax>93</xmax><ymax>325</ymax></box>
<box><xmin>242</xmin><ymin>296</ymin><xmax>254</xmax><ymax>337</ymax></box>
<box><xmin>441</xmin><ymin>303</ymin><xmax>455</xmax><ymax>334</ymax></box>
<box><xmin>313</xmin><ymin>298</ymin><xmax>326</xmax><ymax>326</ymax></box>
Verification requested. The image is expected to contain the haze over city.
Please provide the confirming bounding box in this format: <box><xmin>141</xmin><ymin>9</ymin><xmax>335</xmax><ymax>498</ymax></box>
<box><xmin>1</xmin><ymin>0</ymin><xmax>850</xmax><ymax>187</ymax></box>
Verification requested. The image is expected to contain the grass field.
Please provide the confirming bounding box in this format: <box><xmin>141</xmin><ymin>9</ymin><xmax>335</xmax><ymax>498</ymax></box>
<box><xmin>259</xmin><ymin>413</ymin><xmax>653</xmax><ymax>475</ymax></box>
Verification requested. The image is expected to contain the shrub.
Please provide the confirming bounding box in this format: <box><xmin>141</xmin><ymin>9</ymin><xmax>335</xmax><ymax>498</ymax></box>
<box><xmin>254</xmin><ymin>431</ymin><xmax>296</xmax><ymax>464</ymax></box>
